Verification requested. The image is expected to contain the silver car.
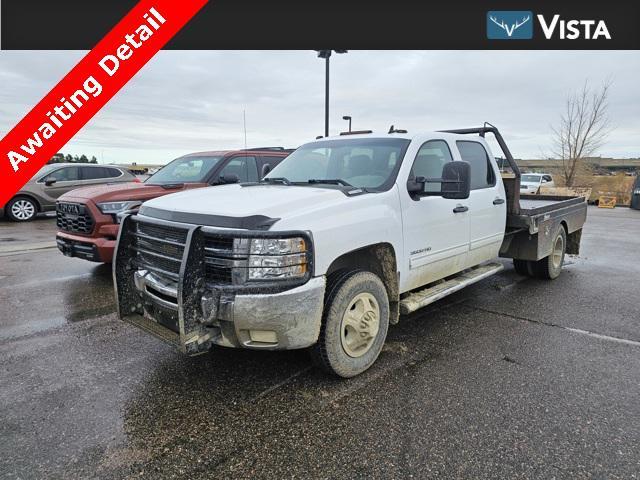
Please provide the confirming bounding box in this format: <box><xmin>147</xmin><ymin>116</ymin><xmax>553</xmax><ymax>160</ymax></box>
<box><xmin>1</xmin><ymin>163</ymin><xmax>137</xmax><ymax>221</ymax></box>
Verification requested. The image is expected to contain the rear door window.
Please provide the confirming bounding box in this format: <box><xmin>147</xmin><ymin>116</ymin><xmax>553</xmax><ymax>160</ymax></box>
<box><xmin>456</xmin><ymin>141</ymin><xmax>496</xmax><ymax>190</ymax></box>
<box><xmin>81</xmin><ymin>167</ymin><xmax>107</xmax><ymax>180</ymax></box>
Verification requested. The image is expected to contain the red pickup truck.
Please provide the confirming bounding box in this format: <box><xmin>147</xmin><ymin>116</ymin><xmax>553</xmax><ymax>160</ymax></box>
<box><xmin>56</xmin><ymin>148</ymin><xmax>291</xmax><ymax>262</ymax></box>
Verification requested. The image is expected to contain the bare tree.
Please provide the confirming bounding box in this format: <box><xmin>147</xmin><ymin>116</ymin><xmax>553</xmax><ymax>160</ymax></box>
<box><xmin>551</xmin><ymin>81</ymin><xmax>612</xmax><ymax>187</ymax></box>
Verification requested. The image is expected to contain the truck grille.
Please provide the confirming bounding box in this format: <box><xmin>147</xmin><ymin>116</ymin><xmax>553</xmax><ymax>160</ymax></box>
<box><xmin>133</xmin><ymin>221</ymin><xmax>187</xmax><ymax>279</ymax></box>
<box><xmin>131</xmin><ymin>219</ymin><xmax>245</xmax><ymax>285</ymax></box>
<box><xmin>203</xmin><ymin>232</ymin><xmax>246</xmax><ymax>285</ymax></box>
<box><xmin>56</xmin><ymin>203</ymin><xmax>95</xmax><ymax>234</ymax></box>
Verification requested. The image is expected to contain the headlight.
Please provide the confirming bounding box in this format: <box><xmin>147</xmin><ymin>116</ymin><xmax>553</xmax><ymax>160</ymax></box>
<box><xmin>247</xmin><ymin>237</ymin><xmax>308</xmax><ymax>280</ymax></box>
<box><xmin>97</xmin><ymin>201</ymin><xmax>142</xmax><ymax>214</ymax></box>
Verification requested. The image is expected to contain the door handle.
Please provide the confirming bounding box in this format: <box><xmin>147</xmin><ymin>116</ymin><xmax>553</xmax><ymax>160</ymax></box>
<box><xmin>493</xmin><ymin>198</ymin><xmax>505</xmax><ymax>205</ymax></box>
<box><xmin>453</xmin><ymin>205</ymin><xmax>468</xmax><ymax>213</ymax></box>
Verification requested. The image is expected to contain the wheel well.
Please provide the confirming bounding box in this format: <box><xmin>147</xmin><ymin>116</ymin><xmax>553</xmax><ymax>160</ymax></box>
<box><xmin>326</xmin><ymin>243</ymin><xmax>400</xmax><ymax>324</ymax></box>
<box><xmin>560</xmin><ymin>220</ymin><xmax>568</xmax><ymax>234</ymax></box>
<box><xmin>9</xmin><ymin>194</ymin><xmax>41</xmax><ymax>212</ymax></box>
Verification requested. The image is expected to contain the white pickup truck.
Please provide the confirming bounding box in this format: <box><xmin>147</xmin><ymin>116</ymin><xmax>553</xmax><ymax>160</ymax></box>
<box><xmin>114</xmin><ymin>126</ymin><xmax>587</xmax><ymax>377</ymax></box>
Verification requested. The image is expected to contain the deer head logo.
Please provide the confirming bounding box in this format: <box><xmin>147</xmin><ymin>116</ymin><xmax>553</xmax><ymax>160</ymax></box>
<box><xmin>487</xmin><ymin>11</ymin><xmax>534</xmax><ymax>40</ymax></box>
<box><xmin>490</xmin><ymin>15</ymin><xmax>530</xmax><ymax>37</ymax></box>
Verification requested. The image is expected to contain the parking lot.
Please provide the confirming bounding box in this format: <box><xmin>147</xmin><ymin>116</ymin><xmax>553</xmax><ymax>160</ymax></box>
<box><xmin>1</xmin><ymin>206</ymin><xmax>639</xmax><ymax>479</ymax></box>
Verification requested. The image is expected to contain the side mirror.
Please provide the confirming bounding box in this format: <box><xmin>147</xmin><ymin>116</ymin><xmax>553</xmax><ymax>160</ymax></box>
<box><xmin>261</xmin><ymin>164</ymin><xmax>272</xmax><ymax>178</ymax></box>
<box><xmin>407</xmin><ymin>176</ymin><xmax>426</xmax><ymax>194</ymax></box>
<box><xmin>440</xmin><ymin>161</ymin><xmax>471</xmax><ymax>199</ymax></box>
<box><xmin>407</xmin><ymin>161</ymin><xmax>470</xmax><ymax>199</ymax></box>
<box><xmin>219</xmin><ymin>173</ymin><xmax>240</xmax><ymax>184</ymax></box>
<box><xmin>44</xmin><ymin>176</ymin><xmax>57</xmax><ymax>186</ymax></box>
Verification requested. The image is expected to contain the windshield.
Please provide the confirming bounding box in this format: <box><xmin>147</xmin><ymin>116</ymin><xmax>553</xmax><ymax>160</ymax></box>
<box><xmin>521</xmin><ymin>174</ymin><xmax>542</xmax><ymax>182</ymax></box>
<box><xmin>265</xmin><ymin>138</ymin><xmax>411</xmax><ymax>190</ymax></box>
<box><xmin>146</xmin><ymin>156</ymin><xmax>223</xmax><ymax>184</ymax></box>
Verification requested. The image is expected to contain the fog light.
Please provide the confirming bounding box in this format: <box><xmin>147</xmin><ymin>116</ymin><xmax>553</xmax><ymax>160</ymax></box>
<box><xmin>249</xmin><ymin>330</ymin><xmax>278</xmax><ymax>344</ymax></box>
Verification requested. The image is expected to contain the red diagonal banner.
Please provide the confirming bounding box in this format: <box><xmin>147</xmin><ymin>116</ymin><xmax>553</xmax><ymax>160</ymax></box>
<box><xmin>0</xmin><ymin>0</ymin><xmax>209</xmax><ymax>207</ymax></box>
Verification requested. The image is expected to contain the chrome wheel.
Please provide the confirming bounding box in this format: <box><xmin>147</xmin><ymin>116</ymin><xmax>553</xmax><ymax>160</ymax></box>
<box><xmin>552</xmin><ymin>234</ymin><xmax>564</xmax><ymax>269</ymax></box>
<box><xmin>340</xmin><ymin>292</ymin><xmax>380</xmax><ymax>358</ymax></box>
<box><xmin>10</xmin><ymin>199</ymin><xmax>36</xmax><ymax>221</ymax></box>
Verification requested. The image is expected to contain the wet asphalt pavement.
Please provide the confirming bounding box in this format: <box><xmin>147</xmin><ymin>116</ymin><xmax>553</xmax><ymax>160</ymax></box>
<box><xmin>1</xmin><ymin>206</ymin><xmax>639</xmax><ymax>479</ymax></box>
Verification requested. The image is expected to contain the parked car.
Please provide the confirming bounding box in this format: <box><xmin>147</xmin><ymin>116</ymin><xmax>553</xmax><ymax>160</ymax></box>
<box><xmin>114</xmin><ymin>126</ymin><xmax>587</xmax><ymax>377</ymax></box>
<box><xmin>56</xmin><ymin>148</ymin><xmax>292</xmax><ymax>262</ymax></box>
<box><xmin>520</xmin><ymin>173</ymin><xmax>554</xmax><ymax>194</ymax></box>
<box><xmin>1</xmin><ymin>164</ymin><xmax>138</xmax><ymax>222</ymax></box>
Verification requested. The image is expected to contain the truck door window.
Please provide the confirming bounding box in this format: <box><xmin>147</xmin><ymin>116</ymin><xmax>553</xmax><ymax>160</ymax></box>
<box><xmin>259</xmin><ymin>156</ymin><xmax>283</xmax><ymax>178</ymax></box>
<box><xmin>456</xmin><ymin>141</ymin><xmax>496</xmax><ymax>190</ymax></box>
<box><xmin>409</xmin><ymin>140</ymin><xmax>453</xmax><ymax>193</ymax></box>
<box><xmin>219</xmin><ymin>156</ymin><xmax>258</xmax><ymax>182</ymax></box>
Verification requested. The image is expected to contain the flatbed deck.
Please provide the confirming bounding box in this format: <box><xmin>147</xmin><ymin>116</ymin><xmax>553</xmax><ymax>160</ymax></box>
<box><xmin>518</xmin><ymin>195</ymin><xmax>587</xmax><ymax>216</ymax></box>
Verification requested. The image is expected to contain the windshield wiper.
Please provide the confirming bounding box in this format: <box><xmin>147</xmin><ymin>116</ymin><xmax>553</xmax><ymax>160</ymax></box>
<box><xmin>307</xmin><ymin>179</ymin><xmax>354</xmax><ymax>187</ymax></box>
<box><xmin>262</xmin><ymin>177</ymin><xmax>291</xmax><ymax>185</ymax></box>
<box><xmin>158</xmin><ymin>183</ymin><xmax>185</xmax><ymax>189</ymax></box>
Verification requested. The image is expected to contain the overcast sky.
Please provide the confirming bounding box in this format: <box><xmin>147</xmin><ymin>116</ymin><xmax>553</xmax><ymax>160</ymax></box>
<box><xmin>0</xmin><ymin>50</ymin><xmax>638</xmax><ymax>165</ymax></box>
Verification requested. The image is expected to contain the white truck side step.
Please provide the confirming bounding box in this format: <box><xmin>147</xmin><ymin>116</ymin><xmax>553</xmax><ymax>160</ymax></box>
<box><xmin>399</xmin><ymin>262</ymin><xmax>504</xmax><ymax>315</ymax></box>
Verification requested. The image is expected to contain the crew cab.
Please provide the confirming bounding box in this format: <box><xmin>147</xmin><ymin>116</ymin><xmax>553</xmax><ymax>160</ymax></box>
<box><xmin>114</xmin><ymin>126</ymin><xmax>587</xmax><ymax>377</ymax></box>
<box><xmin>56</xmin><ymin>148</ymin><xmax>291</xmax><ymax>262</ymax></box>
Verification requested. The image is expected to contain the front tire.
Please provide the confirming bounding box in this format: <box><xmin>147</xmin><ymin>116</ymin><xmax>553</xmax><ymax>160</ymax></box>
<box><xmin>310</xmin><ymin>270</ymin><xmax>390</xmax><ymax>378</ymax></box>
<box><xmin>6</xmin><ymin>196</ymin><xmax>38</xmax><ymax>222</ymax></box>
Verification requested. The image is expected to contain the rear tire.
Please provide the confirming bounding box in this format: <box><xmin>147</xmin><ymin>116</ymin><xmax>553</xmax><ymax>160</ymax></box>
<box><xmin>513</xmin><ymin>259</ymin><xmax>530</xmax><ymax>276</ymax></box>
<box><xmin>6</xmin><ymin>196</ymin><xmax>38</xmax><ymax>222</ymax></box>
<box><xmin>535</xmin><ymin>227</ymin><xmax>566</xmax><ymax>280</ymax></box>
<box><xmin>310</xmin><ymin>270</ymin><xmax>389</xmax><ymax>378</ymax></box>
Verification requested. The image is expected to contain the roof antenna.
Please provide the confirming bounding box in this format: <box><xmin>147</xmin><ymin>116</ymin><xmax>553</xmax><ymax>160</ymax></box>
<box><xmin>388</xmin><ymin>125</ymin><xmax>394</xmax><ymax>134</ymax></box>
<box><xmin>243</xmin><ymin>109</ymin><xmax>248</xmax><ymax>150</ymax></box>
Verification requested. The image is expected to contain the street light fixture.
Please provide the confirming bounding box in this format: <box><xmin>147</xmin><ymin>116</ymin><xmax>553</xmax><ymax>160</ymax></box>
<box><xmin>342</xmin><ymin>115</ymin><xmax>352</xmax><ymax>132</ymax></box>
<box><xmin>315</xmin><ymin>50</ymin><xmax>347</xmax><ymax>137</ymax></box>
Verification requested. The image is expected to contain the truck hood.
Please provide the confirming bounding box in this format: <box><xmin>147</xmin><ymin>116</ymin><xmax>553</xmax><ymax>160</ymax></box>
<box><xmin>520</xmin><ymin>181</ymin><xmax>540</xmax><ymax>189</ymax></box>
<box><xmin>59</xmin><ymin>182</ymin><xmax>207</xmax><ymax>203</ymax></box>
<box><xmin>140</xmin><ymin>184</ymin><xmax>354</xmax><ymax>223</ymax></box>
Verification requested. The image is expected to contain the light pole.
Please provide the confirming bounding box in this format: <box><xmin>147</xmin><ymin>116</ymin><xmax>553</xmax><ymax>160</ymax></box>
<box><xmin>315</xmin><ymin>50</ymin><xmax>347</xmax><ymax>137</ymax></box>
<box><xmin>342</xmin><ymin>115</ymin><xmax>352</xmax><ymax>132</ymax></box>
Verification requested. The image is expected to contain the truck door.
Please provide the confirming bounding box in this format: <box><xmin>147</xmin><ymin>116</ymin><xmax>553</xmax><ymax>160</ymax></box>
<box><xmin>401</xmin><ymin>139</ymin><xmax>470</xmax><ymax>291</ymax></box>
<box><xmin>456</xmin><ymin>141</ymin><xmax>506</xmax><ymax>267</ymax></box>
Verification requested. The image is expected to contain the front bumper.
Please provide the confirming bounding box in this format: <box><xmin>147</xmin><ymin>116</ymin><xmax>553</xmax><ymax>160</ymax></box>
<box><xmin>56</xmin><ymin>232</ymin><xmax>116</xmax><ymax>262</ymax></box>
<box><xmin>114</xmin><ymin>215</ymin><xmax>324</xmax><ymax>355</ymax></box>
<box><xmin>129</xmin><ymin>270</ymin><xmax>325</xmax><ymax>353</ymax></box>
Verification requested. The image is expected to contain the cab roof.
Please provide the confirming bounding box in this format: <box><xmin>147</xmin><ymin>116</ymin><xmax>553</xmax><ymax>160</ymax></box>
<box><xmin>313</xmin><ymin>130</ymin><xmax>486</xmax><ymax>144</ymax></box>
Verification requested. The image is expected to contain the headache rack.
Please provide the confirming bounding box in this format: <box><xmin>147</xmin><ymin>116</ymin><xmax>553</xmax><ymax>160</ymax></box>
<box><xmin>440</xmin><ymin>123</ymin><xmax>522</xmax><ymax>215</ymax></box>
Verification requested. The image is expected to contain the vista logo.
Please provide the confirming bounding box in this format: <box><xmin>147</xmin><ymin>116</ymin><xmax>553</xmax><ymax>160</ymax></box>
<box><xmin>487</xmin><ymin>11</ymin><xmax>611</xmax><ymax>40</ymax></box>
<box><xmin>487</xmin><ymin>11</ymin><xmax>533</xmax><ymax>39</ymax></box>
